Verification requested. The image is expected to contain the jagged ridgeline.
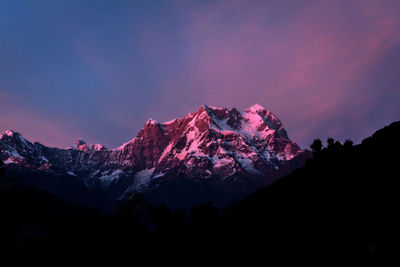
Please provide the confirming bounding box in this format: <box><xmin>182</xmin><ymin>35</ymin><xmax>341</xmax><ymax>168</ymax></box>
<box><xmin>0</xmin><ymin>104</ymin><xmax>310</xmax><ymax>210</ymax></box>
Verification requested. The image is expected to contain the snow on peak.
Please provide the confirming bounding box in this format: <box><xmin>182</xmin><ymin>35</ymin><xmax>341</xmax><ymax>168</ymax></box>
<box><xmin>4</xmin><ymin>130</ymin><xmax>16</xmax><ymax>136</ymax></box>
<box><xmin>203</xmin><ymin>105</ymin><xmax>230</xmax><ymax>116</ymax></box>
<box><xmin>146</xmin><ymin>118</ymin><xmax>158</xmax><ymax>125</ymax></box>
<box><xmin>67</xmin><ymin>138</ymin><xmax>107</xmax><ymax>152</ymax></box>
<box><xmin>203</xmin><ymin>104</ymin><xmax>225</xmax><ymax>111</ymax></box>
<box><xmin>1</xmin><ymin>130</ymin><xmax>31</xmax><ymax>149</ymax></box>
<box><xmin>90</xmin><ymin>144</ymin><xmax>107</xmax><ymax>151</ymax></box>
<box><xmin>1</xmin><ymin>130</ymin><xmax>21</xmax><ymax>138</ymax></box>
<box><xmin>76</xmin><ymin>139</ymin><xmax>86</xmax><ymax>146</ymax></box>
<box><xmin>247</xmin><ymin>104</ymin><xmax>265</xmax><ymax>113</ymax></box>
<box><xmin>114</xmin><ymin>138</ymin><xmax>136</xmax><ymax>151</ymax></box>
<box><xmin>163</xmin><ymin>118</ymin><xmax>177</xmax><ymax>125</ymax></box>
<box><xmin>0</xmin><ymin>104</ymin><xmax>302</xmax><ymax>189</ymax></box>
<box><xmin>190</xmin><ymin>104</ymin><xmax>291</xmax><ymax>144</ymax></box>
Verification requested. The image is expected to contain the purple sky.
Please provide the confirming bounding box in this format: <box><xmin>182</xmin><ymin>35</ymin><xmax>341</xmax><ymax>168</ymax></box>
<box><xmin>1</xmin><ymin>0</ymin><xmax>400</xmax><ymax>149</ymax></box>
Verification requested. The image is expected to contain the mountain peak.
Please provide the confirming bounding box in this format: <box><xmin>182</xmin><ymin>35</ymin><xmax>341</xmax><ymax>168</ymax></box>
<box><xmin>72</xmin><ymin>139</ymin><xmax>88</xmax><ymax>152</ymax></box>
<box><xmin>145</xmin><ymin>118</ymin><xmax>159</xmax><ymax>126</ymax></box>
<box><xmin>67</xmin><ymin>139</ymin><xmax>107</xmax><ymax>152</ymax></box>
<box><xmin>76</xmin><ymin>139</ymin><xmax>86</xmax><ymax>146</ymax></box>
<box><xmin>203</xmin><ymin>104</ymin><xmax>225</xmax><ymax>110</ymax></box>
<box><xmin>0</xmin><ymin>105</ymin><xmax>307</xmax><ymax>210</ymax></box>
<box><xmin>247</xmin><ymin>103</ymin><xmax>265</xmax><ymax>113</ymax></box>
<box><xmin>1</xmin><ymin>130</ymin><xmax>21</xmax><ymax>138</ymax></box>
<box><xmin>90</xmin><ymin>144</ymin><xmax>107</xmax><ymax>151</ymax></box>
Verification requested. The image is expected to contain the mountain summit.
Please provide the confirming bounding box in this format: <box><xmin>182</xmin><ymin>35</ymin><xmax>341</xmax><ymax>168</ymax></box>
<box><xmin>0</xmin><ymin>105</ymin><xmax>309</xmax><ymax>210</ymax></box>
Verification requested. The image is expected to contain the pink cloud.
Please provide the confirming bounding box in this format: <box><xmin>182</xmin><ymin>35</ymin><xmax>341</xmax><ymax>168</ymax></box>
<box><xmin>162</xmin><ymin>0</ymin><xmax>400</xmax><ymax>146</ymax></box>
<box><xmin>2</xmin><ymin>1</ymin><xmax>399</xmax><ymax>149</ymax></box>
<box><xmin>0</xmin><ymin>91</ymin><xmax>88</xmax><ymax>147</ymax></box>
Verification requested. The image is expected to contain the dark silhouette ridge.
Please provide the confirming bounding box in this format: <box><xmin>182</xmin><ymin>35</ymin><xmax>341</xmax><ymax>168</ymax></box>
<box><xmin>0</xmin><ymin>121</ymin><xmax>399</xmax><ymax>262</ymax></box>
<box><xmin>219</xmin><ymin>121</ymin><xmax>400</xmax><ymax>261</ymax></box>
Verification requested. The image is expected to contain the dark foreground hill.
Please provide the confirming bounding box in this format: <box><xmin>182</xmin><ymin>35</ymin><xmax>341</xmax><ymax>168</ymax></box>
<box><xmin>1</xmin><ymin>121</ymin><xmax>399</xmax><ymax>262</ymax></box>
<box><xmin>218</xmin><ymin>121</ymin><xmax>400</xmax><ymax>261</ymax></box>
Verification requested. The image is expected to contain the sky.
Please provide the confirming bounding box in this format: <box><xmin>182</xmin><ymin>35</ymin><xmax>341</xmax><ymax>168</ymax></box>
<box><xmin>0</xmin><ymin>0</ymin><xmax>400</xmax><ymax>149</ymax></box>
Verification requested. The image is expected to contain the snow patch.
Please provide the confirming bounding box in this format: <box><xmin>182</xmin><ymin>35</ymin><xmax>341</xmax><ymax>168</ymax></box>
<box><xmin>89</xmin><ymin>170</ymin><xmax>100</xmax><ymax>178</ymax></box>
<box><xmin>212</xmin><ymin>157</ymin><xmax>233</xmax><ymax>168</ymax></box>
<box><xmin>4</xmin><ymin>158</ymin><xmax>15</xmax><ymax>164</ymax></box>
<box><xmin>133</xmin><ymin>168</ymin><xmax>155</xmax><ymax>189</ymax></box>
<box><xmin>99</xmin><ymin>169</ymin><xmax>125</xmax><ymax>186</ymax></box>
<box><xmin>204</xmin><ymin>104</ymin><xmax>226</xmax><ymax>111</ymax></box>
<box><xmin>158</xmin><ymin>143</ymin><xmax>173</xmax><ymax>163</ymax></box>
<box><xmin>146</xmin><ymin>118</ymin><xmax>158</xmax><ymax>125</ymax></box>
<box><xmin>90</xmin><ymin>144</ymin><xmax>107</xmax><ymax>151</ymax></box>
<box><xmin>247</xmin><ymin>103</ymin><xmax>265</xmax><ymax>113</ymax></box>
<box><xmin>236</xmin><ymin>157</ymin><xmax>261</xmax><ymax>174</ymax></box>
<box><xmin>152</xmin><ymin>172</ymin><xmax>165</xmax><ymax>179</ymax></box>
<box><xmin>6</xmin><ymin>149</ymin><xmax>23</xmax><ymax>159</ymax></box>
<box><xmin>163</xmin><ymin>119</ymin><xmax>177</xmax><ymax>125</ymax></box>
<box><xmin>114</xmin><ymin>138</ymin><xmax>136</xmax><ymax>150</ymax></box>
<box><xmin>175</xmin><ymin>119</ymin><xmax>209</xmax><ymax>160</ymax></box>
<box><xmin>3</xmin><ymin>130</ymin><xmax>16</xmax><ymax>137</ymax></box>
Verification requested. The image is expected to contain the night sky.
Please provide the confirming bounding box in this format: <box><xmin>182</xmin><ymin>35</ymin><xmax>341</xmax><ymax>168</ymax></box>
<box><xmin>1</xmin><ymin>0</ymin><xmax>400</xmax><ymax>149</ymax></box>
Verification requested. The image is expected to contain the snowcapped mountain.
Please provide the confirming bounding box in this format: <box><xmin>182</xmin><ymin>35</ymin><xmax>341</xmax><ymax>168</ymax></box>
<box><xmin>0</xmin><ymin>104</ymin><xmax>310</xmax><ymax>210</ymax></box>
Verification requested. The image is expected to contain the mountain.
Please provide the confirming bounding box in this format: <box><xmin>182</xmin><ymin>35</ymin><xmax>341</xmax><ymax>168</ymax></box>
<box><xmin>0</xmin><ymin>104</ymin><xmax>309</xmax><ymax>210</ymax></box>
<box><xmin>2</xmin><ymin>122</ymin><xmax>398</xmax><ymax>261</ymax></box>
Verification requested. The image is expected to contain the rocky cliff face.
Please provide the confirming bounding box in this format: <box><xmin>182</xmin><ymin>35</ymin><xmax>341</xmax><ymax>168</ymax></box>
<box><xmin>0</xmin><ymin>104</ymin><xmax>309</xmax><ymax>210</ymax></box>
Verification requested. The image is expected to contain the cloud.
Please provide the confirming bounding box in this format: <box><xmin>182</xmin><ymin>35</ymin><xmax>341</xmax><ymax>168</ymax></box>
<box><xmin>159</xmin><ymin>0</ymin><xmax>400</xmax><ymax>147</ymax></box>
<box><xmin>1</xmin><ymin>0</ymin><xmax>399</xmax><ymax>149</ymax></box>
<box><xmin>0</xmin><ymin>91</ymin><xmax>88</xmax><ymax>147</ymax></box>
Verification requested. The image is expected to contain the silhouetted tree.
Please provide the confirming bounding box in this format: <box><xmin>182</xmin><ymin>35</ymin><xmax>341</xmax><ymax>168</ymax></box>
<box><xmin>190</xmin><ymin>202</ymin><xmax>219</xmax><ymax>225</ymax></box>
<box><xmin>173</xmin><ymin>208</ymin><xmax>186</xmax><ymax>226</ymax></box>
<box><xmin>327</xmin><ymin>138</ymin><xmax>335</xmax><ymax>150</ymax></box>
<box><xmin>334</xmin><ymin>141</ymin><xmax>342</xmax><ymax>149</ymax></box>
<box><xmin>344</xmin><ymin>139</ymin><xmax>353</xmax><ymax>149</ymax></box>
<box><xmin>310</xmin><ymin>139</ymin><xmax>323</xmax><ymax>153</ymax></box>
<box><xmin>148</xmin><ymin>204</ymin><xmax>174</xmax><ymax>229</ymax></box>
<box><xmin>117</xmin><ymin>193</ymin><xmax>150</xmax><ymax>224</ymax></box>
<box><xmin>0</xmin><ymin>159</ymin><xmax>4</xmax><ymax>176</ymax></box>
